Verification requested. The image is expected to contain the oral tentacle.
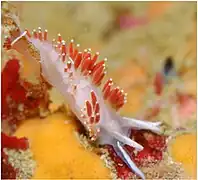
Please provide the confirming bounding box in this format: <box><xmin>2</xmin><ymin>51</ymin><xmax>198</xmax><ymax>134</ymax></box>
<box><xmin>117</xmin><ymin>141</ymin><xmax>145</xmax><ymax>180</ymax></box>
<box><xmin>111</xmin><ymin>131</ymin><xmax>143</xmax><ymax>151</ymax></box>
<box><xmin>11</xmin><ymin>31</ymin><xmax>27</xmax><ymax>46</ymax></box>
<box><xmin>122</xmin><ymin>117</ymin><xmax>162</xmax><ymax>134</ymax></box>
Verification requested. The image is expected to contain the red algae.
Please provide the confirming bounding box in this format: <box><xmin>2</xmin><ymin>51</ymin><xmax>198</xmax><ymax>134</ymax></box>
<box><xmin>128</xmin><ymin>130</ymin><xmax>166</xmax><ymax>165</ymax></box>
<box><xmin>1</xmin><ymin>1</ymin><xmax>50</xmax><ymax>130</ymax></box>
<box><xmin>2</xmin><ymin>59</ymin><xmax>20</xmax><ymax>95</ymax></box>
<box><xmin>1</xmin><ymin>157</ymin><xmax>18</xmax><ymax>179</ymax></box>
<box><xmin>106</xmin><ymin>129</ymin><xmax>167</xmax><ymax>179</ymax></box>
<box><xmin>144</xmin><ymin>133</ymin><xmax>166</xmax><ymax>151</ymax></box>
<box><xmin>2</xmin><ymin>132</ymin><xmax>29</xmax><ymax>150</ymax></box>
<box><xmin>105</xmin><ymin>145</ymin><xmax>132</xmax><ymax>179</ymax></box>
<box><xmin>1</xmin><ymin>56</ymin><xmax>49</xmax><ymax>130</ymax></box>
<box><xmin>1</xmin><ymin>59</ymin><xmax>21</xmax><ymax>117</ymax></box>
<box><xmin>1</xmin><ymin>132</ymin><xmax>30</xmax><ymax>179</ymax></box>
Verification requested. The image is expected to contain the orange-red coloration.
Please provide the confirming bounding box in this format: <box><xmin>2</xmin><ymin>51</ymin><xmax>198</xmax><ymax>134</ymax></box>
<box><xmin>82</xmin><ymin>50</ymin><xmax>89</xmax><ymax>59</ymax></box>
<box><xmin>27</xmin><ymin>28</ymin><xmax>49</xmax><ymax>42</ymax></box>
<box><xmin>90</xmin><ymin>116</ymin><xmax>95</xmax><ymax>124</ymax></box>
<box><xmin>94</xmin><ymin>103</ymin><xmax>100</xmax><ymax>115</ymax></box>
<box><xmin>92</xmin><ymin>65</ymin><xmax>105</xmax><ymax>85</ymax></box>
<box><xmin>91</xmin><ymin>90</ymin><xmax>97</xmax><ymax>108</ymax></box>
<box><xmin>69</xmin><ymin>41</ymin><xmax>74</xmax><ymax>58</ymax></box>
<box><xmin>38</xmin><ymin>31</ymin><xmax>42</xmax><ymax>41</ymax></box>
<box><xmin>109</xmin><ymin>87</ymin><xmax>119</xmax><ymax>104</ymax></box>
<box><xmin>89</xmin><ymin>52</ymin><xmax>99</xmax><ymax>70</ymax></box>
<box><xmin>103</xmin><ymin>84</ymin><xmax>112</xmax><ymax>100</ymax></box>
<box><xmin>95</xmin><ymin>113</ymin><xmax>100</xmax><ymax>123</ymax></box>
<box><xmin>73</xmin><ymin>48</ymin><xmax>78</xmax><ymax>59</ymax></box>
<box><xmin>102</xmin><ymin>82</ymin><xmax>126</xmax><ymax>111</ymax></box>
<box><xmin>57</xmin><ymin>34</ymin><xmax>62</xmax><ymax>43</ymax></box>
<box><xmin>102</xmin><ymin>78</ymin><xmax>113</xmax><ymax>92</ymax></box>
<box><xmin>44</xmin><ymin>30</ymin><xmax>48</xmax><ymax>41</ymax></box>
<box><xmin>84</xmin><ymin>51</ymin><xmax>91</xmax><ymax>60</ymax></box>
<box><xmin>95</xmin><ymin>72</ymin><xmax>105</xmax><ymax>86</ymax></box>
<box><xmin>61</xmin><ymin>43</ymin><xmax>66</xmax><ymax>54</ymax></box>
<box><xmin>81</xmin><ymin>57</ymin><xmax>91</xmax><ymax>73</ymax></box>
<box><xmin>92</xmin><ymin>60</ymin><xmax>105</xmax><ymax>74</ymax></box>
<box><xmin>86</xmin><ymin>100</ymin><xmax>92</xmax><ymax>117</ymax></box>
<box><xmin>62</xmin><ymin>54</ymin><xmax>66</xmax><ymax>62</ymax></box>
<box><xmin>74</xmin><ymin>52</ymin><xmax>83</xmax><ymax>69</ymax></box>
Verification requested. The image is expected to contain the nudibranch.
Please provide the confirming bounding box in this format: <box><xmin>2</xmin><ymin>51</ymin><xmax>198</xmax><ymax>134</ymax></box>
<box><xmin>11</xmin><ymin>28</ymin><xmax>162</xmax><ymax>179</ymax></box>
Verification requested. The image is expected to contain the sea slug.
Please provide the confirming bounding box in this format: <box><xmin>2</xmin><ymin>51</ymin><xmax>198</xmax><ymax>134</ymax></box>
<box><xmin>11</xmin><ymin>28</ymin><xmax>162</xmax><ymax>179</ymax></box>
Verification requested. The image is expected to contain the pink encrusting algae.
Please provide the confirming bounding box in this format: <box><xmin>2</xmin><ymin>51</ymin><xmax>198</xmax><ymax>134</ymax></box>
<box><xmin>11</xmin><ymin>28</ymin><xmax>163</xmax><ymax>179</ymax></box>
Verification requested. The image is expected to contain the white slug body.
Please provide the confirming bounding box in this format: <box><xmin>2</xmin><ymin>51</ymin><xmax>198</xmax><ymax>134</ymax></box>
<box><xmin>12</xmin><ymin>28</ymin><xmax>162</xmax><ymax>179</ymax></box>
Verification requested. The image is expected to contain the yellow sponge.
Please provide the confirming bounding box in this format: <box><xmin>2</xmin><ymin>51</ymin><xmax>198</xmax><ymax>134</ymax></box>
<box><xmin>169</xmin><ymin>133</ymin><xmax>196</xmax><ymax>178</ymax></box>
<box><xmin>14</xmin><ymin>112</ymin><xmax>111</xmax><ymax>179</ymax></box>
